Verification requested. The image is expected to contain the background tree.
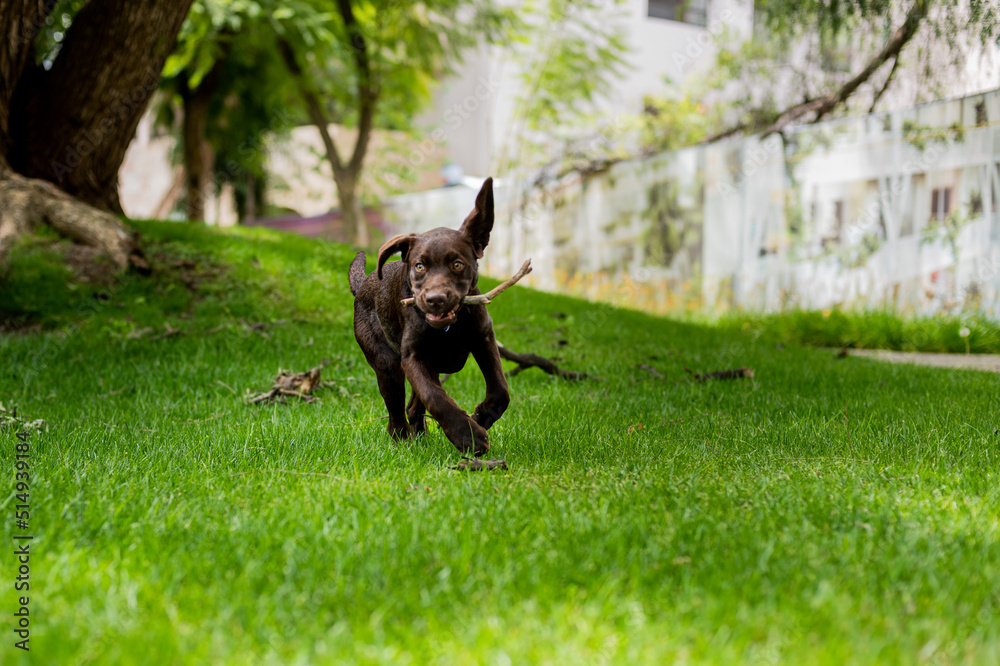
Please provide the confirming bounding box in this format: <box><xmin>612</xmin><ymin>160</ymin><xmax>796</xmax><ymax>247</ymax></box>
<box><xmin>160</xmin><ymin>0</ymin><xmax>299</xmax><ymax>222</ymax></box>
<box><xmin>643</xmin><ymin>0</ymin><xmax>1000</xmax><ymax>146</ymax></box>
<box><xmin>273</xmin><ymin>0</ymin><xmax>519</xmax><ymax>245</ymax></box>
<box><xmin>493</xmin><ymin>0</ymin><xmax>631</xmax><ymax>179</ymax></box>
<box><xmin>0</xmin><ymin>0</ymin><xmax>194</xmax><ymax>269</ymax></box>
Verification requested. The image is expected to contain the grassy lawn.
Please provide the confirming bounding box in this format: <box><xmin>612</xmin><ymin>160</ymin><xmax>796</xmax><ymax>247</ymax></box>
<box><xmin>2</xmin><ymin>221</ymin><xmax>999</xmax><ymax>665</ymax></box>
<box><xmin>717</xmin><ymin>309</ymin><xmax>1000</xmax><ymax>355</ymax></box>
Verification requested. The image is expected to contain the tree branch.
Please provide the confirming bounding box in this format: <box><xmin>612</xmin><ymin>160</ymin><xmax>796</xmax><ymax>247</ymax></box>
<box><xmin>703</xmin><ymin>2</ymin><xmax>927</xmax><ymax>144</ymax></box>
<box><xmin>335</xmin><ymin>0</ymin><xmax>376</xmax><ymax>174</ymax></box>
<box><xmin>759</xmin><ymin>3</ymin><xmax>926</xmax><ymax>138</ymax></box>
<box><xmin>276</xmin><ymin>35</ymin><xmax>345</xmax><ymax>176</ymax></box>
<box><xmin>869</xmin><ymin>54</ymin><xmax>901</xmax><ymax>113</ymax></box>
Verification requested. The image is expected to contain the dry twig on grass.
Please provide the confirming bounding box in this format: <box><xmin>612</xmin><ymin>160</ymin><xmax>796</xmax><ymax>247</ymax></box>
<box><xmin>449</xmin><ymin>457</ymin><xmax>508</xmax><ymax>471</ymax></box>
<box><xmin>248</xmin><ymin>365</ymin><xmax>327</xmax><ymax>404</ymax></box>
<box><xmin>684</xmin><ymin>367</ymin><xmax>755</xmax><ymax>382</ymax></box>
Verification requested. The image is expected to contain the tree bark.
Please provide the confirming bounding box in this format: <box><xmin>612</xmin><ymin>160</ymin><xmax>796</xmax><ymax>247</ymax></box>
<box><xmin>0</xmin><ymin>1</ymin><xmax>56</xmax><ymax>157</ymax></box>
<box><xmin>180</xmin><ymin>58</ymin><xmax>226</xmax><ymax>222</ymax></box>
<box><xmin>181</xmin><ymin>91</ymin><xmax>215</xmax><ymax>222</ymax></box>
<box><xmin>335</xmin><ymin>176</ymin><xmax>368</xmax><ymax>245</ymax></box>
<box><xmin>7</xmin><ymin>0</ymin><xmax>195</xmax><ymax>212</ymax></box>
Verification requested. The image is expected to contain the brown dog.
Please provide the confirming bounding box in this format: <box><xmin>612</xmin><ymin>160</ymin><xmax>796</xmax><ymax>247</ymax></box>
<box><xmin>348</xmin><ymin>178</ymin><xmax>509</xmax><ymax>455</ymax></box>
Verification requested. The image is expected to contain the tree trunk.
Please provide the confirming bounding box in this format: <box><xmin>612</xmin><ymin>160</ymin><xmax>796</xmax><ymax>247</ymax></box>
<box><xmin>0</xmin><ymin>1</ymin><xmax>56</xmax><ymax>157</ymax></box>
<box><xmin>244</xmin><ymin>173</ymin><xmax>257</xmax><ymax>222</ymax></box>
<box><xmin>7</xmin><ymin>0</ymin><xmax>195</xmax><ymax>212</ymax></box>
<box><xmin>334</xmin><ymin>174</ymin><xmax>369</xmax><ymax>246</ymax></box>
<box><xmin>277</xmin><ymin>24</ymin><xmax>375</xmax><ymax>247</ymax></box>
<box><xmin>181</xmin><ymin>85</ymin><xmax>216</xmax><ymax>222</ymax></box>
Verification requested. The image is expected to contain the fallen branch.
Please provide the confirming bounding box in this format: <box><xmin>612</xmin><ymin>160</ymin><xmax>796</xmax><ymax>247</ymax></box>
<box><xmin>248</xmin><ymin>365</ymin><xmax>326</xmax><ymax>404</ymax></box>
<box><xmin>497</xmin><ymin>343</ymin><xmax>593</xmax><ymax>380</ymax></box>
<box><xmin>449</xmin><ymin>457</ymin><xmax>508</xmax><ymax>471</ymax></box>
<box><xmin>401</xmin><ymin>259</ymin><xmax>532</xmax><ymax>307</ymax></box>
<box><xmin>684</xmin><ymin>367</ymin><xmax>754</xmax><ymax>382</ymax></box>
<box><xmin>0</xmin><ymin>402</ymin><xmax>46</xmax><ymax>432</ymax></box>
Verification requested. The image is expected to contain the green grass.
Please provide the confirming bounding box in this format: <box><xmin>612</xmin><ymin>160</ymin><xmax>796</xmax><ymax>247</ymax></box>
<box><xmin>718</xmin><ymin>308</ymin><xmax>1000</xmax><ymax>355</ymax></box>
<box><xmin>2</xmin><ymin>221</ymin><xmax>999</xmax><ymax>665</ymax></box>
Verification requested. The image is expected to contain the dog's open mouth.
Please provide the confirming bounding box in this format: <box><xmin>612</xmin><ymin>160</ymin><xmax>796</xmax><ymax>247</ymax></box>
<box><xmin>424</xmin><ymin>307</ymin><xmax>459</xmax><ymax>329</ymax></box>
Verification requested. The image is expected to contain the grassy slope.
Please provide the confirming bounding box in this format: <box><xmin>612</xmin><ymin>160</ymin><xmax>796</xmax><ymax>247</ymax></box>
<box><xmin>1</xmin><ymin>221</ymin><xmax>999</xmax><ymax>665</ymax></box>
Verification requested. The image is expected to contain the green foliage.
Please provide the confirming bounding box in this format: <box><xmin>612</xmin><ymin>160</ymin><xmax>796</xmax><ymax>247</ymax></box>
<box><xmin>921</xmin><ymin>207</ymin><xmax>971</xmax><ymax>263</ymax></box>
<box><xmin>272</xmin><ymin>0</ymin><xmax>519</xmax><ymax>131</ymax></box>
<box><xmin>639</xmin><ymin>91</ymin><xmax>710</xmax><ymax>153</ymax></box>
<box><xmin>155</xmin><ymin>0</ymin><xmax>521</xmax><ymax>219</ymax></box>
<box><xmin>498</xmin><ymin>0</ymin><xmax>632</xmax><ymax>172</ymax></box>
<box><xmin>753</xmin><ymin>0</ymin><xmax>899</xmax><ymax>40</ymax></box>
<box><xmin>29</xmin><ymin>0</ymin><xmax>87</xmax><ymax>67</ymax></box>
<box><xmin>901</xmin><ymin>118</ymin><xmax>966</xmax><ymax>150</ymax></box>
<box><xmin>642</xmin><ymin>179</ymin><xmax>703</xmax><ymax>273</ymax></box>
<box><xmin>3</xmin><ymin>224</ymin><xmax>1000</xmax><ymax>663</ymax></box>
<box><xmin>156</xmin><ymin>1</ymin><xmax>303</xmax><ymax>219</ymax></box>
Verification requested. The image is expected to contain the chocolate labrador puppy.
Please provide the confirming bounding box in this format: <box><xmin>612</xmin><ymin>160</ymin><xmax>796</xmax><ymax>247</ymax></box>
<box><xmin>348</xmin><ymin>178</ymin><xmax>509</xmax><ymax>455</ymax></box>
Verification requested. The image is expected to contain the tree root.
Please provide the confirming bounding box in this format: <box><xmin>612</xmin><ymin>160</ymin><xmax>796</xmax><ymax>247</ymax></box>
<box><xmin>0</xmin><ymin>171</ymin><xmax>141</xmax><ymax>272</ymax></box>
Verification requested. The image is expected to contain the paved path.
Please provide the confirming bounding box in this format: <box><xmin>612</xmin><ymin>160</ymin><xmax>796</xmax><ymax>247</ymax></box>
<box><xmin>845</xmin><ymin>349</ymin><xmax>1000</xmax><ymax>373</ymax></box>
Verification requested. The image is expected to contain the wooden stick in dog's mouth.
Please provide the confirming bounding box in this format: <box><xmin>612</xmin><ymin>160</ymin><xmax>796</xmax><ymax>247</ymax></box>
<box><xmin>401</xmin><ymin>259</ymin><xmax>532</xmax><ymax>308</ymax></box>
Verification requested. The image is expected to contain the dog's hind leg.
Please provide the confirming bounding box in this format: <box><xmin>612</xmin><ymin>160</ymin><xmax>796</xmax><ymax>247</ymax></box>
<box><xmin>375</xmin><ymin>364</ymin><xmax>410</xmax><ymax>441</ymax></box>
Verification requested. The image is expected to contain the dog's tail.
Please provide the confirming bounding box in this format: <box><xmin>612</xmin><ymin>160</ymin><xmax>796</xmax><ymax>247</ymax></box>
<box><xmin>348</xmin><ymin>251</ymin><xmax>367</xmax><ymax>297</ymax></box>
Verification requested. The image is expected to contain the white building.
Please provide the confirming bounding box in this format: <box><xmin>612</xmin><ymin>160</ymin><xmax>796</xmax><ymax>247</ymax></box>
<box><xmin>423</xmin><ymin>0</ymin><xmax>754</xmax><ymax>180</ymax></box>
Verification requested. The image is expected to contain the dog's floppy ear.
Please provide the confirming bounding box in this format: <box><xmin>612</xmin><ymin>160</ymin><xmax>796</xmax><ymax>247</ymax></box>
<box><xmin>459</xmin><ymin>177</ymin><xmax>494</xmax><ymax>259</ymax></box>
<box><xmin>377</xmin><ymin>233</ymin><xmax>417</xmax><ymax>279</ymax></box>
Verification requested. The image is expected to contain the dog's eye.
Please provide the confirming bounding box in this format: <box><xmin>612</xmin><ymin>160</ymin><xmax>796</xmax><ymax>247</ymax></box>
<box><xmin>414</xmin><ymin>262</ymin><xmax>425</xmax><ymax>272</ymax></box>
<box><xmin>452</xmin><ymin>261</ymin><xmax>464</xmax><ymax>271</ymax></box>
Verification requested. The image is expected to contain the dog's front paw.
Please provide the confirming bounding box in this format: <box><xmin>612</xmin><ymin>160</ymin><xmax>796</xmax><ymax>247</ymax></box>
<box><xmin>444</xmin><ymin>418</ymin><xmax>490</xmax><ymax>456</ymax></box>
<box><xmin>471</xmin><ymin>423</ymin><xmax>490</xmax><ymax>457</ymax></box>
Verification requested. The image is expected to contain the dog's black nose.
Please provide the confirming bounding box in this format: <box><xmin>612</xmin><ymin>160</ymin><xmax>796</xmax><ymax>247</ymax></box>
<box><xmin>425</xmin><ymin>291</ymin><xmax>447</xmax><ymax>307</ymax></box>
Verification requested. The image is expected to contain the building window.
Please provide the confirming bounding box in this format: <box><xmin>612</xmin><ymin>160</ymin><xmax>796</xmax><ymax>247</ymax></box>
<box><xmin>648</xmin><ymin>0</ymin><xmax>708</xmax><ymax>27</ymax></box>
<box><xmin>931</xmin><ymin>187</ymin><xmax>952</xmax><ymax>221</ymax></box>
